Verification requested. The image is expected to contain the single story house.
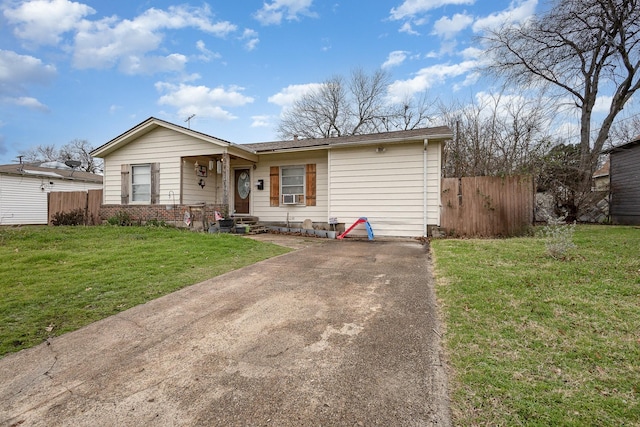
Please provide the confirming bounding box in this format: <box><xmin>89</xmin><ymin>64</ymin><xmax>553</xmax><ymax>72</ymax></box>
<box><xmin>90</xmin><ymin>117</ymin><xmax>452</xmax><ymax>237</ymax></box>
<box><xmin>605</xmin><ymin>135</ymin><xmax>640</xmax><ymax>225</ymax></box>
<box><xmin>0</xmin><ymin>162</ymin><xmax>103</xmax><ymax>225</ymax></box>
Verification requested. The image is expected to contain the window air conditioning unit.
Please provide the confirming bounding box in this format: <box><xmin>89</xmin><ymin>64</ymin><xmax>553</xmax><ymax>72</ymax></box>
<box><xmin>282</xmin><ymin>194</ymin><xmax>297</xmax><ymax>204</ymax></box>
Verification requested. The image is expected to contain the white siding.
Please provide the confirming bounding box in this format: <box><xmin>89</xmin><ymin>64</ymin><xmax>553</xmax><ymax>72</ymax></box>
<box><xmin>252</xmin><ymin>151</ymin><xmax>328</xmax><ymax>224</ymax></box>
<box><xmin>102</xmin><ymin>127</ymin><xmax>227</xmax><ymax>205</ymax></box>
<box><xmin>0</xmin><ymin>174</ymin><xmax>102</xmax><ymax>225</ymax></box>
<box><xmin>181</xmin><ymin>160</ymin><xmax>221</xmax><ymax>205</ymax></box>
<box><xmin>329</xmin><ymin>141</ymin><xmax>440</xmax><ymax>237</ymax></box>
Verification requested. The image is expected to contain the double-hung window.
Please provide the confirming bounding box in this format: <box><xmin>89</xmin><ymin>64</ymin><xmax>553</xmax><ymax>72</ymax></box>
<box><xmin>131</xmin><ymin>164</ymin><xmax>151</xmax><ymax>202</ymax></box>
<box><xmin>281</xmin><ymin>165</ymin><xmax>305</xmax><ymax>204</ymax></box>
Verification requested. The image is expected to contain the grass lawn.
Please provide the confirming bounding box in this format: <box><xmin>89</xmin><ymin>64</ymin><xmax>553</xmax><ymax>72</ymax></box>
<box><xmin>431</xmin><ymin>225</ymin><xmax>640</xmax><ymax>426</ymax></box>
<box><xmin>0</xmin><ymin>226</ymin><xmax>290</xmax><ymax>358</ymax></box>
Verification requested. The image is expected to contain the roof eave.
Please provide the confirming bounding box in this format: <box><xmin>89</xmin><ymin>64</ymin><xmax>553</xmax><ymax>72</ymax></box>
<box><xmin>603</xmin><ymin>140</ymin><xmax>640</xmax><ymax>154</ymax></box>
<box><xmin>329</xmin><ymin>133</ymin><xmax>452</xmax><ymax>149</ymax></box>
<box><xmin>253</xmin><ymin>145</ymin><xmax>330</xmax><ymax>155</ymax></box>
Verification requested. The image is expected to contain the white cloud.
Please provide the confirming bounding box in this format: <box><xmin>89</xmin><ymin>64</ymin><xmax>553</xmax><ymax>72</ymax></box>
<box><xmin>321</xmin><ymin>37</ymin><xmax>332</xmax><ymax>52</ymax></box>
<box><xmin>382</xmin><ymin>51</ymin><xmax>409</xmax><ymax>69</ymax></box>
<box><xmin>196</xmin><ymin>40</ymin><xmax>221</xmax><ymax>62</ymax></box>
<box><xmin>155</xmin><ymin>82</ymin><xmax>254</xmax><ymax>121</ymax></box>
<box><xmin>594</xmin><ymin>95</ymin><xmax>613</xmax><ymax>114</ymax></box>
<box><xmin>268</xmin><ymin>83</ymin><xmax>323</xmax><ymax>107</ymax></box>
<box><xmin>399</xmin><ymin>22</ymin><xmax>420</xmax><ymax>35</ymax></box>
<box><xmin>126</xmin><ymin>5</ymin><xmax>236</xmax><ymax>36</ymax></box>
<box><xmin>254</xmin><ymin>0</ymin><xmax>317</xmax><ymax>25</ymax></box>
<box><xmin>67</xmin><ymin>4</ymin><xmax>236</xmax><ymax>74</ymax></box>
<box><xmin>439</xmin><ymin>40</ymin><xmax>458</xmax><ymax>56</ymax></box>
<box><xmin>251</xmin><ymin>115</ymin><xmax>272</xmax><ymax>128</ymax></box>
<box><xmin>9</xmin><ymin>96</ymin><xmax>50</xmax><ymax>112</ymax></box>
<box><xmin>433</xmin><ymin>13</ymin><xmax>473</xmax><ymax>39</ymax></box>
<box><xmin>472</xmin><ymin>0</ymin><xmax>537</xmax><ymax>32</ymax></box>
<box><xmin>453</xmin><ymin>71</ymin><xmax>481</xmax><ymax>90</ymax></box>
<box><xmin>382</xmin><ymin>50</ymin><xmax>408</xmax><ymax>68</ymax></box>
<box><xmin>460</xmin><ymin>46</ymin><xmax>483</xmax><ymax>59</ymax></box>
<box><xmin>3</xmin><ymin>0</ymin><xmax>95</xmax><ymax>45</ymax></box>
<box><xmin>387</xmin><ymin>60</ymin><xmax>478</xmax><ymax>102</ymax></box>
<box><xmin>119</xmin><ymin>54</ymin><xmax>188</xmax><ymax>75</ymax></box>
<box><xmin>390</xmin><ymin>0</ymin><xmax>475</xmax><ymax>21</ymax></box>
<box><xmin>241</xmin><ymin>29</ymin><xmax>260</xmax><ymax>51</ymax></box>
<box><xmin>0</xmin><ymin>50</ymin><xmax>57</xmax><ymax>87</ymax></box>
<box><xmin>0</xmin><ymin>50</ymin><xmax>55</xmax><ymax>111</ymax></box>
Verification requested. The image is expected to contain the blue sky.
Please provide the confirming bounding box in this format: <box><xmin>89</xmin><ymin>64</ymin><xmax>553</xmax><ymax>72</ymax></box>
<box><xmin>0</xmin><ymin>0</ymin><xmax>542</xmax><ymax>164</ymax></box>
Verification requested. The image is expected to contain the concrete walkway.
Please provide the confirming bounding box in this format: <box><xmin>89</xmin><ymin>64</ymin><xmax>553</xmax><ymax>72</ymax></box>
<box><xmin>0</xmin><ymin>237</ymin><xmax>450</xmax><ymax>426</ymax></box>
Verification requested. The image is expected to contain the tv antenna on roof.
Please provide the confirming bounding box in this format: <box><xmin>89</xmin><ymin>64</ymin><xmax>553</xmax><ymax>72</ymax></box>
<box><xmin>184</xmin><ymin>114</ymin><xmax>196</xmax><ymax>129</ymax></box>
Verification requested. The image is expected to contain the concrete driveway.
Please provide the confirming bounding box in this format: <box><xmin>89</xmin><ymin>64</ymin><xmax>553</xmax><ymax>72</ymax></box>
<box><xmin>0</xmin><ymin>236</ymin><xmax>450</xmax><ymax>426</ymax></box>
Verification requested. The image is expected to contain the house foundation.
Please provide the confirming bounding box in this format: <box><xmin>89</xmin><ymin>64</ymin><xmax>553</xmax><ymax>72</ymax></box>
<box><xmin>100</xmin><ymin>204</ymin><xmax>227</xmax><ymax>229</ymax></box>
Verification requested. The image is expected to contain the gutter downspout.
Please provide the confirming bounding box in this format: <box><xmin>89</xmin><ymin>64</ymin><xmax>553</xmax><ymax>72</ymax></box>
<box><xmin>423</xmin><ymin>139</ymin><xmax>428</xmax><ymax>237</ymax></box>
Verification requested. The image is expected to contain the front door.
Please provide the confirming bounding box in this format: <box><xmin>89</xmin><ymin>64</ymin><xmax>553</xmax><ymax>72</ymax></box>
<box><xmin>234</xmin><ymin>169</ymin><xmax>250</xmax><ymax>214</ymax></box>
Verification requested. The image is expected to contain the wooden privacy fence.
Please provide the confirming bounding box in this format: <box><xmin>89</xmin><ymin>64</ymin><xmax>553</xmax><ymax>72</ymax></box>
<box><xmin>441</xmin><ymin>176</ymin><xmax>534</xmax><ymax>237</ymax></box>
<box><xmin>48</xmin><ymin>189</ymin><xmax>103</xmax><ymax>225</ymax></box>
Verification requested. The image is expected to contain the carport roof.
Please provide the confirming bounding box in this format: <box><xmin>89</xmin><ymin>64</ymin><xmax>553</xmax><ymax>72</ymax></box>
<box><xmin>0</xmin><ymin>163</ymin><xmax>103</xmax><ymax>183</ymax></box>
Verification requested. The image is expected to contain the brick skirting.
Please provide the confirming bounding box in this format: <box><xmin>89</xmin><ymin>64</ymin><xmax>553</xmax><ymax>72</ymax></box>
<box><xmin>100</xmin><ymin>204</ymin><xmax>227</xmax><ymax>229</ymax></box>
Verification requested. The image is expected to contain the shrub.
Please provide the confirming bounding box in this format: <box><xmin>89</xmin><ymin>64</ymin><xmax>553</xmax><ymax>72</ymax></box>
<box><xmin>538</xmin><ymin>216</ymin><xmax>576</xmax><ymax>259</ymax></box>
<box><xmin>51</xmin><ymin>208</ymin><xmax>86</xmax><ymax>226</ymax></box>
<box><xmin>107</xmin><ymin>210</ymin><xmax>133</xmax><ymax>226</ymax></box>
<box><xmin>145</xmin><ymin>218</ymin><xmax>168</xmax><ymax>227</ymax></box>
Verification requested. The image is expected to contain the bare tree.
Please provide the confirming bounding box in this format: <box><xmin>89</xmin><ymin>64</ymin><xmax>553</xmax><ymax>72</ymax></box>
<box><xmin>20</xmin><ymin>139</ymin><xmax>102</xmax><ymax>173</ymax></box>
<box><xmin>438</xmin><ymin>91</ymin><xmax>558</xmax><ymax>178</ymax></box>
<box><xmin>59</xmin><ymin>139</ymin><xmax>102</xmax><ymax>173</ymax></box>
<box><xmin>607</xmin><ymin>112</ymin><xmax>640</xmax><ymax>149</ymax></box>
<box><xmin>384</xmin><ymin>92</ymin><xmax>435</xmax><ymax>132</ymax></box>
<box><xmin>482</xmin><ymin>0</ymin><xmax>640</xmax><ymax>208</ymax></box>
<box><xmin>20</xmin><ymin>144</ymin><xmax>59</xmax><ymax>163</ymax></box>
<box><xmin>277</xmin><ymin>68</ymin><xmax>435</xmax><ymax>139</ymax></box>
<box><xmin>278</xmin><ymin>75</ymin><xmax>349</xmax><ymax>139</ymax></box>
<box><xmin>349</xmin><ymin>68</ymin><xmax>390</xmax><ymax>134</ymax></box>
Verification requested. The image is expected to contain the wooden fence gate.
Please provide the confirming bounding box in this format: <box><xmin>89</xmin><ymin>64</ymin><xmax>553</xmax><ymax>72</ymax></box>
<box><xmin>48</xmin><ymin>189</ymin><xmax>103</xmax><ymax>225</ymax></box>
<box><xmin>440</xmin><ymin>176</ymin><xmax>534</xmax><ymax>237</ymax></box>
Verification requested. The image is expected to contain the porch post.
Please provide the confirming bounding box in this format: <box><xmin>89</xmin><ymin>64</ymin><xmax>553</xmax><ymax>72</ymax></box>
<box><xmin>221</xmin><ymin>152</ymin><xmax>231</xmax><ymax>213</ymax></box>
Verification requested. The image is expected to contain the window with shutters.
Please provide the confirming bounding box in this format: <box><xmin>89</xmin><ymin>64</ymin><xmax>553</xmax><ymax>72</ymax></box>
<box><xmin>131</xmin><ymin>164</ymin><xmax>151</xmax><ymax>202</ymax></box>
<box><xmin>280</xmin><ymin>165</ymin><xmax>305</xmax><ymax>204</ymax></box>
<box><xmin>270</xmin><ymin>163</ymin><xmax>315</xmax><ymax>207</ymax></box>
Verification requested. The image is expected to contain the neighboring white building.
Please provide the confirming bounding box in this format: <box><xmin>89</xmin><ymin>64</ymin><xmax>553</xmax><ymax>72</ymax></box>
<box><xmin>0</xmin><ymin>163</ymin><xmax>103</xmax><ymax>225</ymax></box>
<box><xmin>91</xmin><ymin>117</ymin><xmax>452</xmax><ymax>237</ymax></box>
